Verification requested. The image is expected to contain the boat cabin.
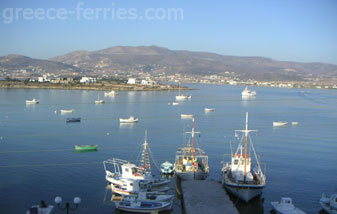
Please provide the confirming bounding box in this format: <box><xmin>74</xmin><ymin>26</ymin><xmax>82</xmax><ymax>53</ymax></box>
<box><xmin>280</xmin><ymin>197</ymin><xmax>293</xmax><ymax>205</ymax></box>
<box><xmin>121</xmin><ymin>163</ymin><xmax>145</xmax><ymax>179</ymax></box>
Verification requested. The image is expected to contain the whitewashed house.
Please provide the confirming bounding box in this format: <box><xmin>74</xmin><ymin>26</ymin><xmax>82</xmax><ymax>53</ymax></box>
<box><xmin>127</xmin><ymin>78</ymin><xmax>136</xmax><ymax>84</ymax></box>
<box><xmin>80</xmin><ymin>77</ymin><xmax>96</xmax><ymax>83</ymax></box>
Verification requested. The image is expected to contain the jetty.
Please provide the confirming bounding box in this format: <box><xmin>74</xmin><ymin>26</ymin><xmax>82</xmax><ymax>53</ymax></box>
<box><xmin>180</xmin><ymin>180</ymin><xmax>239</xmax><ymax>214</ymax></box>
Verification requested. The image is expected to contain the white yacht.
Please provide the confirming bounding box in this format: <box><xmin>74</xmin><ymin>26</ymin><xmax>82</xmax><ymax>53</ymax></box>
<box><xmin>273</xmin><ymin>121</ymin><xmax>288</xmax><ymax>126</ymax></box>
<box><xmin>271</xmin><ymin>197</ymin><xmax>306</xmax><ymax>214</ymax></box>
<box><xmin>320</xmin><ymin>193</ymin><xmax>337</xmax><ymax>214</ymax></box>
<box><xmin>175</xmin><ymin>83</ymin><xmax>189</xmax><ymax>100</ymax></box>
<box><xmin>221</xmin><ymin>112</ymin><xmax>266</xmax><ymax>202</ymax></box>
<box><xmin>242</xmin><ymin>87</ymin><xmax>256</xmax><ymax>97</ymax></box>
<box><xmin>174</xmin><ymin>118</ymin><xmax>209</xmax><ymax>180</ymax></box>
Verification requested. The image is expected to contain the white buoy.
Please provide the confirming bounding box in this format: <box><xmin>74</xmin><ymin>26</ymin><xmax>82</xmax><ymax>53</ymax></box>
<box><xmin>106</xmin><ymin>132</ymin><xmax>110</xmax><ymax>136</ymax></box>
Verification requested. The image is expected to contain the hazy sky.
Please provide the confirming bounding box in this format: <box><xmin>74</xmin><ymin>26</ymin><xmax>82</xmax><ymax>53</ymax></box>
<box><xmin>0</xmin><ymin>0</ymin><xmax>336</xmax><ymax>64</ymax></box>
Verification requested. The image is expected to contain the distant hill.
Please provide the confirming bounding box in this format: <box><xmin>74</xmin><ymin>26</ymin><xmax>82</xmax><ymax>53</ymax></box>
<box><xmin>49</xmin><ymin>46</ymin><xmax>337</xmax><ymax>81</ymax></box>
<box><xmin>1</xmin><ymin>46</ymin><xmax>337</xmax><ymax>81</ymax></box>
<box><xmin>0</xmin><ymin>54</ymin><xmax>82</xmax><ymax>76</ymax></box>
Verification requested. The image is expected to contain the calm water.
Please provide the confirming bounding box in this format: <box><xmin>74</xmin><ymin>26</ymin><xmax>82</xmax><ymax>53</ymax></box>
<box><xmin>0</xmin><ymin>84</ymin><xmax>336</xmax><ymax>214</ymax></box>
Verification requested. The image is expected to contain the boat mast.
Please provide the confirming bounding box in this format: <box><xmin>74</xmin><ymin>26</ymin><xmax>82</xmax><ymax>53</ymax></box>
<box><xmin>143</xmin><ymin>130</ymin><xmax>149</xmax><ymax>172</ymax></box>
<box><xmin>191</xmin><ymin>117</ymin><xmax>195</xmax><ymax>157</ymax></box>
<box><xmin>244</xmin><ymin>112</ymin><xmax>248</xmax><ymax>182</ymax></box>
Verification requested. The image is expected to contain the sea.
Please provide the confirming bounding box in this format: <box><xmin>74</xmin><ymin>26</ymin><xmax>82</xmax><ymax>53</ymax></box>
<box><xmin>0</xmin><ymin>83</ymin><xmax>336</xmax><ymax>214</ymax></box>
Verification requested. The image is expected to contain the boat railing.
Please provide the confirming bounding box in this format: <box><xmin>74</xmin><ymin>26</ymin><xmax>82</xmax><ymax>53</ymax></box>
<box><xmin>103</xmin><ymin>158</ymin><xmax>129</xmax><ymax>175</ymax></box>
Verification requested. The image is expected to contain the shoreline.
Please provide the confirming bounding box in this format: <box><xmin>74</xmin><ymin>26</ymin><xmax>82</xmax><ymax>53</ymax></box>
<box><xmin>0</xmin><ymin>81</ymin><xmax>192</xmax><ymax>91</ymax></box>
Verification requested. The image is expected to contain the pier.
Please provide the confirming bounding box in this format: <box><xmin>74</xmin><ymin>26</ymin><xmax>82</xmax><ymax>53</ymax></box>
<box><xmin>180</xmin><ymin>180</ymin><xmax>239</xmax><ymax>214</ymax></box>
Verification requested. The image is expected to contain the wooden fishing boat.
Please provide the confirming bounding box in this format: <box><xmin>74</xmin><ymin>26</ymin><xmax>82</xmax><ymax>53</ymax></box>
<box><xmin>75</xmin><ymin>145</ymin><xmax>97</xmax><ymax>151</ymax></box>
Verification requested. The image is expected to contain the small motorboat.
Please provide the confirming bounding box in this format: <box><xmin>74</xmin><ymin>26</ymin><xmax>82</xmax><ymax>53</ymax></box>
<box><xmin>273</xmin><ymin>121</ymin><xmax>288</xmax><ymax>126</ymax></box>
<box><xmin>271</xmin><ymin>197</ymin><xmax>306</xmax><ymax>214</ymax></box>
<box><xmin>75</xmin><ymin>145</ymin><xmax>97</xmax><ymax>151</ymax></box>
<box><xmin>205</xmin><ymin>108</ymin><xmax>215</xmax><ymax>112</ymax></box>
<box><xmin>120</xmin><ymin>116</ymin><xmax>139</xmax><ymax>123</ymax></box>
<box><xmin>104</xmin><ymin>90</ymin><xmax>117</xmax><ymax>96</ymax></box>
<box><xmin>26</xmin><ymin>98</ymin><xmax>39</xmax><ymax>104</ymax></box>
<box><xmin>160</xmin><ymin>161</ymin><xmax>174</xmax><ymax>174</ymax></box>
<box><xmin>320</xmin><ymin>193</ymin><xmax>337</xmax><ymax>214</ymax></box>
<box><xmin>292</xmin><ymin>122</ymin><xmax>299</xmax><ymax>126</ymax></box>
<box><xmin>180</xmin><ymin>114</ymin><xmax>193</xmax><ymax>118</ymax></box>
<box><xmin>114</xmin><ymin>200</ymin><xmax>172</xmax><ymax>213</ymax></box>
<box><xmin>66</xmin><ymin>118</ymin><xmax>81</xmax><ymax>123</ymax></box>
<box><xmin>60</xmin><ymin>109</ymin><xmax>75</xmax><ymax>114</ymax></box>
<box><xmin>95</xmin><ymin>100</ymin><xmax>104</xmax><ymax>104</ymax></box>
<box><xmin>172</xmin><ymin>102</ymin><xmax>179</xmax><ymax>106</ymax></box>
<box><xmin>26</xmin><ymin>200</ymin><xmax>54</xmax><ymax>214</ymax></box>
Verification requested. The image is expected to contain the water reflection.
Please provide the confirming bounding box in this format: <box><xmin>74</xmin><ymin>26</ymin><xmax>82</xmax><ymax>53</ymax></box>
<box><xmin>119</xmin><ymin>123</ymin><xmax>135</xmax><ymax>130</ymax></box>
<box><xmin>229</xmin><ymin>193</ymin><xmax>264</xmax><ymax>214</ymax></box>
<box><xmin>241</xmin><ymin>96</ymin><xmax>256</xmax><ymax>106</ymax></box>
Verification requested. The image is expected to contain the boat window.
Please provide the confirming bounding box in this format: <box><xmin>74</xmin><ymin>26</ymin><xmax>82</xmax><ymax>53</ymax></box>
<box><xmin>234</xmin><ymin>160</ymin><xmax>238</xmax><ymax>165</ymax></box>
<box><xmin>125</xmin><ymin>168</ymin><xmax>129</xmax><ymax>172</ymax></box>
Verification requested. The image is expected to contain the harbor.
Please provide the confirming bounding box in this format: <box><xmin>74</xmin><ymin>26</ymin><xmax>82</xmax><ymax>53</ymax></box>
<box><xmin>1</xmin><ymin>84</ymin><xmax>336</xmax><ymax>214</ymax></box>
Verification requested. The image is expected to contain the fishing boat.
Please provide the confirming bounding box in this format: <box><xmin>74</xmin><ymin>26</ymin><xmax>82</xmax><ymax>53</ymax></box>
<box><xmin>181</xmin><ymin>114</ymin><xmax>193</xmax><ymax>118</ymax></box>
<box><xmin>26</xmin><ymin>201</ymin><xmax>54</xmax><ymax>214</ymax></box>
<box><xmin>273</xmin><ymin>121</ymin><xmax>288</xmax><ymax>126</ymax></box>
<box><xmin>174</xmin><ymin>118</ymin><xmax>209</xmax><ymax>180</ymax></box>
<box><xmin>122</xmin><ymin>191</ymin><xmax>174</xmax><ymax>203</ymax></box>
<box><xmin>104</xmin><ymin>90</ymin><xmax>117</xmax><ymax>96</ymax></box>
<box><xmin>75</xmin><ymin>145</ymin><xmax>97</xmax><ymax>151</ymax></box>
<box><xmin>26</xmin><ymin>98</ymin><xmax>39</xmax><ymax>104</ymax></box>
<box><xmin>175</xmin><ymin>83</ymin><xmax>189</xmax><ymax>100</ymax></box>
<box><xmin>271</xmin><ymin>197</ymin><xmax>306</xmax><ymax>214</ymax></box>
<box><xmin>114</xmin><ymin>200</ymin><xmax>172</xmax><ymax>213</ymax></box>
<box><xmin>60</xmin><ymin>109</ymin><xmax>75</xmax><ymax>114</ymax></box>
<box><xmin>103</xmin><ymin>132</ymin><xmax>170</xmax><ymax>195</ymax></box>
<box><xmin>320</xmin><ymin>193</ymin><xmax>337</xmax><ymax>214</ymax></box>
<box><xmin>205</xmin><ymin>108</ymin><xmax>215</xmax><ymax>112</ymax></box>
<box><xmin>120</xmin><ymin>116</ymin><xmax>138</xmax><ymax>123</ymax></box>
<box><xmin>221</xmin><ymin>112</ymin><xmax>266</xmax><ymax>202</ymax></box>
<box><xmin>160</xmin><ymin>161</ymin><xmax>174</xmax><ymax>174</ymax></box>
<box><xmin>66</xmin><ymin>117</ymin><xmax>81</xmax><ymax>123</ymax></box>
<box><xmin>242</xmin><ymin>86</ymin><xmax>256</xmax><ymax>97</ymax></box>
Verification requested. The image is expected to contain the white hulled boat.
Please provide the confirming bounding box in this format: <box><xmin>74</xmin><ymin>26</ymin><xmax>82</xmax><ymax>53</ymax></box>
<box><xmin>320</xmin><ymin>193</ymin><xmax>337</xmax><ymax>214</ymax></box>
<box><xmin>172</xmin><ymin>102</ymin><xmax>179</xmax><ymax>106</ymax></box>
<box><xmin>120</xmin><ymin>116</ymin><xmax>138</xmax><ymax>123</ymax></box>
<box><xmin>160</xmin><ymin>161</ymin><xmax>174</xmax><ymax>174</ymax></box>
<box><xmin>221</xmin><ymin>112</ymin><xmax>266</xmax><ymax>202</ymax></box>
<box><xmin>174</xmin><ymin>118</ymin><xmax>209</xmax><ymax>180</ymax></box>
<box><xmin>273</xmin><ymin>121</ymin><xmax>288</xmax><ymax>126</ymax></box>
<box><xmin>26</xmin><ymin>98</ymin><xmax>39</xmax><ymax>104</ymax></box>
<box><xmin>95</xmin><ymin>100</ymin><xmax>104</xmax><ymax>104</ymax></box>
<box><xmin>121</xmin><ymin>191</ymin><xmax>174</xmax><ymax>203</ymax></box>
<box><xmin>175</xmin><ymin>83</ymin><xmax>189</xmax><ymax>100</ymax></box>
<box><xmin>26</xmin><ymin>201</ymin><xmax>54</xmax><ymax>214</ymax></box>
<box><xmin>181</xmin><ymin>114</ymin><xmax>193</xmax><ymax>119</ymax></box>
<box><xmin>242</xmin><ymin>87</ymin><xmax>256</xmax><ymax>97</ymax></box>
<box><xmin>205</xmin><ymin>108</ymin><xmax>215</xmax><ymax>112</ymax></box>
<box><xmin>114</xmin><ymin>200</ymin><xmax>172</xmax><ymax>213</ymax></box>
<box><xmin>60</xmin><ymin>109</ymin><xmax>75</xmax><ymax>114</ymax></box>
<box><xmin>271</xmin><ymin>197</ymin><xmax>306</xmax><ymax>214</ymax></box>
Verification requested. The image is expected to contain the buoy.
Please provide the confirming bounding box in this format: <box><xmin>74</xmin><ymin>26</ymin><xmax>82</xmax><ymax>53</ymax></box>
<box><xmin>107</xmin><ymin>132</ymin><xmax>110</xmax><ymax>136</ymax></box>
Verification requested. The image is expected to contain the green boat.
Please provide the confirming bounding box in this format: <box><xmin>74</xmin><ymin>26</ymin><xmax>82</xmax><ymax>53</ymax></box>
<box><xmin>75</xmin><ymin>145</ymin><xmax>98</xmax><ymax>151</ymax></box>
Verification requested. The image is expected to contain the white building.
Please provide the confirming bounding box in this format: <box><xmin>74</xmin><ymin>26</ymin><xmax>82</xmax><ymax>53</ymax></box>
<box><xmin>80</xmin><ymin>77</ymin><xmax>96</xmax><ymax>83</ymax></box>
<box><xmin>127</xmin><ymin>78</ymin><xmax>136</xmax><ymax>84</ymax></box>
<box><xmin>38</xmin><ymin>75</ymin><xmax>50</xmax><ymax>83</ymax></box>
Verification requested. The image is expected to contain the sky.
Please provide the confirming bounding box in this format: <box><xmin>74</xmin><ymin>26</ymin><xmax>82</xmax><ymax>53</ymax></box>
<box><xmin>0</xmin><ymin>0</ymin><xmax>337</xmax><ymax>64</ymax></box>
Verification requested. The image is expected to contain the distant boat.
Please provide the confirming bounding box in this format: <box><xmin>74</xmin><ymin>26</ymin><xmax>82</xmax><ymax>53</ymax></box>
<box><xmin>160</xmin><ymin>161</ymin><xmax>174</xmax><ymax>174</ymax></box>
<box><xmin>95</xmin><ymin>100</ymin><xmax>104</xmax><ymax>104</ymax></box>
<box><xmin>75</xmin><ymin>145</ymin><xmax>97</xmax><ymax>151</ymax></box>
<box><xmin>66</xmin><ymin>118</ymin><xmax>81</xmax><ymax>123</ymax></box>
<box><xmin>273</xmin><ymin>121</ymin><xmax>288</xmax><ymax>126</ymax></box>
<box><xmin>175</xmin><ymin>83</ymin><xmax>189</xmax><ymax>100</ymax></box>
<box><xmin>271</xmin><ymin>197</ymin><xmax>306</xmax><ymax>214</ymax></box>
<box><xmin>114</xmin><ymin>200</ymin><xmax>172</xmax><ymax>213</ymax></box>
<box><xmin>242</xmin><ymin>87</ymin><xmax>256</xmax><ymax>97</ymax></box>
<box><xmin>104</xmin><ymin>91</ymin><xmax>117</xmax><ymax>96</ymax></box>
<box><xmin>172</xmin><ymin>102</ymin><xmax>179</xmax><ymax>106</ymax></box>
<box><xmin>320</xmin><ymin>193</ymin><xmax>337</xmax><ymax>214</ymax></box>
<box><xmin>205</xmin><ymin>108</ymin><xmax>214</xmax><ymax>112</ymax></box>
<box><xmin>26</xmin><ymin>201</ymin><xmax>54</xmax><ymax>214</ymax></box>
<box><xmin>181</xmin><ymin>114</ymin><xmax>193</xmax><ymax>118</ymax></box>
<box><xmin>26</xmin><ymin>98</ymin><xmax>39</xmax><ymax>104</ymax></box>
<box><xmin>221</xmin><ymin>112</ymin><xmax>266</xmax><ymax>202</ymax></box>
<box><xmin>292</xmin><ymin>122</ymin><xmax>299</xmax><ymax>126</ymax></box>
<box><xmin>120</xmin><ymin>116</ymin><xmax>138</xmax><ymax>123</ymax></box>
<box><xmin>60</xmin><ymin>109</ymin><xmax>74</xmax><ymax>114</ymax></box>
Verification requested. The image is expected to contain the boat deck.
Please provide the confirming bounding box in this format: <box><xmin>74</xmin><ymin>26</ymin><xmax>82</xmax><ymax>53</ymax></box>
<box><xmin>181</xmin><ymin>180</ymin><xmax>238</xmax><ymax>214</ymax></box>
